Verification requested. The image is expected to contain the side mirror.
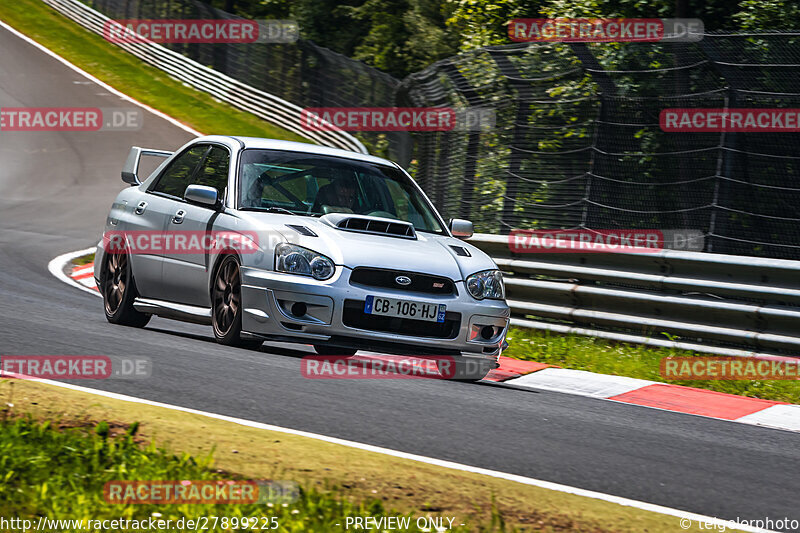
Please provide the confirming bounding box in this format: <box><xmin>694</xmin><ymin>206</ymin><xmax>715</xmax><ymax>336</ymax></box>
<box><xmin>449</xmin><ymin>218</ymin><xmax>474</xmax><ymax>239</ymax></box>
<box><xmin>184</xmin><ymin>184</ymin><xmax>219</xmax><ymax>207</ymax></box>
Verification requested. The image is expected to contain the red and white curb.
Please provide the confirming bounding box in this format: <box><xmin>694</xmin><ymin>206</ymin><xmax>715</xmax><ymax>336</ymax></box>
<box><xmin>47</xmin><ymin>247</ymin><xmax>100</xmax><ymax>297</ymax></box>
<box><xmin>503</xmin><ymin>368</ymin><xmax>800</xmax><ymax>433</ymax></box>
<box><xmin>50</xmin><ymin>250</ymin><xmax>800</xmax><ymax>435</ymax></box>
<box><xmin>70</xmin><ymin>262</ymin><xmax>99</xmax><ymax>292</ymax></box>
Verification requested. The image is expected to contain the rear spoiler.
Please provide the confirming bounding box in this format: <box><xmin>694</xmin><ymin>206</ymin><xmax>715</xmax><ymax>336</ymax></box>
<box><xmin>121</xmin><ymin>146</ymin><xmax>174</xmax><ymax>185</ymax></box>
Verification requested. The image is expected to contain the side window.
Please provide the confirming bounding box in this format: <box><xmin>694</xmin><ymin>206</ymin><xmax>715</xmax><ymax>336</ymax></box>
<box><xmin>151</xmin><ymin>145</ymin><xmax>207</xmax><ymax>198</ymax></box>
<box><xmin>193</xmin><ymin>146</ymin><xmax>230</xmax><ymax>195</ymax></box>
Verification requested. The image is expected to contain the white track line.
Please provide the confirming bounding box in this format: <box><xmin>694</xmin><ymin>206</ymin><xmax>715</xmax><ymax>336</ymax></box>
<box><xmin>44</xmin><ymin>254</ymin><xmax>769</xmax><ymax>532</ymax></box>
<box><xmin>48</xmin><ymin>247</ymin><xmax>100</xmax><ymax>297</ymax></box>
<box><xmin>0</xmin><ymin>19</ymin><xmax>201</xmax><ymax>137</ymax></box>
<box><xmin>20</xmin><ymin>376</ymin><xmax>769</xmax><ymax>533</ymax></box>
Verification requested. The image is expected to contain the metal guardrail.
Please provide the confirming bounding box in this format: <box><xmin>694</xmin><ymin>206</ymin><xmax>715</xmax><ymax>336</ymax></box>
<box><xmin>43</xmin><ymin>0</ymin><xmax>367</xmax><ymax>154</ymax></box>
<box><xmin>468</xmin><ymin>234</ymin><xmax>800</xmax><ymax>358</ymax></box>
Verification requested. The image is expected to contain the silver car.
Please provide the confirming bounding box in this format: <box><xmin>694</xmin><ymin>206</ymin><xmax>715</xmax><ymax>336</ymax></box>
<box><xmin>94</xmin><ymin>136</ymin><xmax>509</xmax><ymax>380</ymax></box>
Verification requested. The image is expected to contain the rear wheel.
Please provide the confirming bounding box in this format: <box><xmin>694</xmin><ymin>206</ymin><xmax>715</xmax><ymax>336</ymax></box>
<box><xmin>212</xmin><ymin>255</ymin><xmax>262</xmax><ymax>349</ymax></box>
<box><xmin>102</xmin><ymin>251</ymin><xmax>150</xmax><ymax>328</ymax></box>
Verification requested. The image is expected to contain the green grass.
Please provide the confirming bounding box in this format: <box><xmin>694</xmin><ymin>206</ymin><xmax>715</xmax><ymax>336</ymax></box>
<box><xmin>504</xmin><ymin>326</ymin><xmax>800</xmax><ymax>404</ymax></box>
<box><xmin>2</xmin><ymin>378</ymin><xmax>718</xmax><ymax>532</ymax></box>
<box><xmin>72</xmin><ymin>254</ymin><xmax>94</xmax><ymax>266</ymax></box>
<box><xmin>0</xmin><ymin>0</ymin><xmax>307</xmax><ymax>141</ymax></box>
<box><xmin>0</xmin><ymin>415</ymin><xmax>475</xmax><ymax>532</ymax></box>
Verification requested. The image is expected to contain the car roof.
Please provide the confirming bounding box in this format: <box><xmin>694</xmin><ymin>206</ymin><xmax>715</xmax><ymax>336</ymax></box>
<box><xmin>199</xmin><ymin>135</ymin><xmax>398</xmax><ymax>168</ymax></box>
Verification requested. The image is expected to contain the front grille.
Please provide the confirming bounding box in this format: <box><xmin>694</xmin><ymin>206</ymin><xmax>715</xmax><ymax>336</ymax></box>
<box><xmin>349</xmin><ymin>268</ymin><xmax>456</xmax><ymax>295</ymax></box>
<box><xmin>342</xmin><ymin>300</ymin><xmax>461</xmax><ymax>339</ymax></box>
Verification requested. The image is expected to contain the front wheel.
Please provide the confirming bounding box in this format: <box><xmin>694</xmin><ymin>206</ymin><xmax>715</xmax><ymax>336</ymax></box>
<box><xmin>102</xmin><ymin>251</ymin><xmax>150</xmax><ymax>328</ymax></box>
<box><xmin>211</xmin><ymin>255</ymin><xmax>262</xmax><ymax>349</ymax></box>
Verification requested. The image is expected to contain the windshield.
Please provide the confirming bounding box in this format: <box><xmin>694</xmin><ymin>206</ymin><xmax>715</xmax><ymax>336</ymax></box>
<box><xmin>237</xmin><ymin>149</ymin><xmax>445</xmax><ymax>234</ymax></box>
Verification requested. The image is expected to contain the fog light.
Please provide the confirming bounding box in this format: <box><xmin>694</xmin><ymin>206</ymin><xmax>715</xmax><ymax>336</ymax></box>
<box><xmin>480</xmin><ymin>325</ymin><xmax>495</xmax><ymax>340</ymax></box>
<box><xmin>291</xmin><ymin>302</ymin><xmax>307</xmax><ymax>317</ymax></box>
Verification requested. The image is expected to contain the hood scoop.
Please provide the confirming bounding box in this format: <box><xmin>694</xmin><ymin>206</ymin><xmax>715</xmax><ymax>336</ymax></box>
<box><xmin>321</xmin><ymin>214</ymin><xmax>417</xmax><ymax>240</ymax></box>
<box><xmin>449</xmin><ymin>245</ymin><xmax>471</xmax><ymax>257</ymax></box>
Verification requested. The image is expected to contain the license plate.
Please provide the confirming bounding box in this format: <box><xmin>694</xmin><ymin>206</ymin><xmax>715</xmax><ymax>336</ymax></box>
<box><xmin>364</xmin><ymin>296</ymin><xmax>446</xmax><ymax>323</ymax></box>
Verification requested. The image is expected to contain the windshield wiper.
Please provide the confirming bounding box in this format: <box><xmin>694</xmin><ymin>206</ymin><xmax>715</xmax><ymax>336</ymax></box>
<box><xmin>240</xmin><ymin>206</ymin><xmax>301</xmax><ymax>215</ymax></box>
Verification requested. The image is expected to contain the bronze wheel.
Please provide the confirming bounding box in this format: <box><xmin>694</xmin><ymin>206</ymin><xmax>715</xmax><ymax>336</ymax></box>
<box><xmin>211</xmin><ymin>255</ymin><xmax>261</xmax><ymax>348</ymax></box>
<box><xmin>102</xmin><ymin>251</ymin><xmax>150</xmax><ymax>327</ymax></box>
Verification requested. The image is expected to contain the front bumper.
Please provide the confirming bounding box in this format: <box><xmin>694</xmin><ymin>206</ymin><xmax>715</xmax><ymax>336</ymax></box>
<box><xmin>240</xmin><ymin>266</ymin><xmax>510</xmax><ymax>360</ymax></box>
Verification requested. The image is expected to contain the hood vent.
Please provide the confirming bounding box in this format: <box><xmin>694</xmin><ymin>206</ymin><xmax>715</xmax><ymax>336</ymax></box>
<box><xmin>286</xmin><ymin>224</ymin><xmax>317</xmax><ymax>237</ymax></box>
<box><xmin>323</xmin><ymin>214</ymin><xmax>417</xmax><ymax>240</ymax></box>
<box><xmin>450</xmin><ymin>245</ymin><xmax>471</xmax><ymax>257</ymax></box>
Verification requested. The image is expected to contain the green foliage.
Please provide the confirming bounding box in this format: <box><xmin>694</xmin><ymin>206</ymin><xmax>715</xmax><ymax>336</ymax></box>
<box><xmin>195</xmin><ymin>0</ymin><xmax>795</xmax><ymax>78</ymax></box>
<box><xmin>733</xmin><ymin>0</ymin><xmax>800</xmax><ymax>30</ymax></box>
<box><xmin>196</xmin><ymin>0</ymin><xmax>458</xmax><ymax>78</ymax></box>
<box><xmin>446</xmin><ymin>0</ymin><xmax>791</xmax><ymax>56</ymax></box>
<box><xmin>446</xmin><ymin>0</ymin><xmax>542</xmax><ymax>51</ymax></box>
<box><xmin>343</xmin><ymin>0</ymin><xmax>460</xmax><ymax>75</ymax></box>
<box><xmin>340</xmin><ymin>0</ymin><xmax>415</xmax><ymax>74</ymax></box>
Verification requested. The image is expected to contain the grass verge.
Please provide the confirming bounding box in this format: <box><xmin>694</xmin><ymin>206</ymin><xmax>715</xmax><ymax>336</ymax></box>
<box><xmin>72</xmin><ymin>253</ymin><xmax>95</xmax><ymax>266</ymax></box>
<box><xmin>0</xmin><ymin>379</ymin><xmax>713</xmax><ymax>532</ymax></box>
<box><xmin>504</xmin><ymin>326</ymin><xmax>800</xmax><ymax>404</ymax></box>
<box><xmin>0</xmin><ymin>0</ymin><xmax>307</xmax><ymax>141</ymax></box>
<box><xmin>0</xmin><ymin>415</ymin><xmax>423</xmax><ymax>532</ymax></box>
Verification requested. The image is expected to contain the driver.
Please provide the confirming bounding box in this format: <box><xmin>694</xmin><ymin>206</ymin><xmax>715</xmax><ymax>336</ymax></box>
<box><xmin>313</xmin><ymin>173</ymin><xmax>359</xmax><ymax>213</ymax></box>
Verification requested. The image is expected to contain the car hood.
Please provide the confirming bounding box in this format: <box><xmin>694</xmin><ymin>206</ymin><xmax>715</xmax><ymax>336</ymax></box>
<box><xmin>236</xmin><ymin>212</ymin><xmax>497</xmax><ymax>280</ymax></box>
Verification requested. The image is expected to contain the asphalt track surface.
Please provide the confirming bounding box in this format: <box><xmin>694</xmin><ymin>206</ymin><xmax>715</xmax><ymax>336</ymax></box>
<box><xmin>0</xmin><ymin>22</ymin><xmax>796</xmax><ymax>529</ymax></box>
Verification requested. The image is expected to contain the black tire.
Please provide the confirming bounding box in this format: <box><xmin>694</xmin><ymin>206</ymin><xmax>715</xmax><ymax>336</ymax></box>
<box><xmin>211</xmin><ymin>255</ymin><xmax>262</xmax><ymax>349</ymax></box>
<box><xmin>313</xmin><ymin>344</ymin><xmax>357</xmax><ymax>356</ymax></box>
<box><xmin>102</xmin><ymin>251</ymin><xmax>151</xmax><ymax>328</ymax></box>
<box><xmin>436</xmin><ymin>357</ymin><xmax>494</xmax><ymax>382</ymax></box>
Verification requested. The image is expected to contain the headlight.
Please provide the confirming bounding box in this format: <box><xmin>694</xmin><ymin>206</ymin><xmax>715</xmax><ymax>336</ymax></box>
<box><xmin>275</xmin><ymin>243</ymin><xmax>335</xmax><ymax>280</ymax></box>
<box><xmin>465</xmin><ymin>270</ymin><xmax>505</xmax><ymax>300</ymax></box>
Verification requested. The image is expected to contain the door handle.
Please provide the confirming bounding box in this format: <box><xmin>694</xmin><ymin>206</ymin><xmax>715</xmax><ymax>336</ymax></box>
<box><xmin>134</xmin><ymin>201</ymin><xmax>147</xmax><ymax>215</ymax></box>
<box><xmin>172</xmin><ymin>209</ymin><xmax>186</xmax><ymax>224</ymax></box>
